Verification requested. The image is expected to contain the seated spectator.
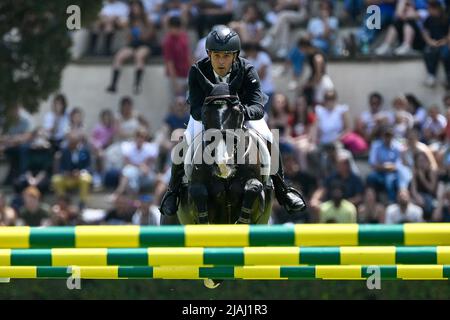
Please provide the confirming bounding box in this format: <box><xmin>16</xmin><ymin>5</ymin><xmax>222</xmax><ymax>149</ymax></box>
<box><xmin>229</xmin><ymin>2</ymin><xmax>265</xmax><ymax>44</ymax></box>
<box><xmin>319</xmin><ymin>181</ymin><xmax>357</xmax><ymax>223</ymax></box>
<box><xmin>106</xmin><ymin>0</ymin><xmax>158</xmax><ymax>94</ymax></box>
<box><xmin>307</xmin><ymin>0</ymin><xmax>339</xmax><ymax>55</ymax></box>
<box><xmin>18</xmin><ymin>186</ymin><xmax>50</xmax><ymax>226</ymax></box>
<box><xmin>421</xmin><ymin>0</ymin><xmax>450</xmax><ymax>88</ymax></box>
<box><xmin>314</xmin><ymin>90</ymin><xmax>351</xmax><ymax>146</ymax></box>
<box><xmin>374</xmin><ymin>0</ymin><xmax>425</xmax><ymax>56</ymax></box>
<box><xmin>0</xmin><ymin>193</ymin><xmax>16</xmax><ymax>226</ymax></box>
<box><xmin>406</xmin><ymin>93</ymin><xmax>428</xmax><ymax>130</ymax></box>
<box><xmin>299</xmin><ymin>38</ymin><xmax>334</xmax><ymax>105</ymax></box>
<box><xmin>433</xmin><ymin>182</ymin><xmax>450</xmax><ymax>221</ymax></box>
<box><xmin>112</xmin><ymin>128</ymin><xmax>160</xmax><ymax>197</ymax></box>
<box><xmin>422</xmin><ymin>105</ymin><xmax>447</xmax><ymax>144</ymax></box>
<box><xmin>65</xmin><ymin>107</ymin><xmax>86</xmax><ymax>144</ymax></box>
<box><xmin>367</xmin><ymin>126</ymin><xmax>405</xmax><ymax>203</ymax></box>
<box><xmin>410</xmin><ymin>152</ymin><xmax>438</xmax><ymax>220</ymax></box>
<box><xmin>261</xmin><ymin>0</ymin><xmax>308</xmax><ymax>58</ymax></box>
<box><xmin>357</xmin><ymin>187</ymin><xmax>385</xmax><ymax>223</ymax></box>
<box><xmin>0</xmin><ymin>105</ymin><xmax>33</xmax><ymax>185</ymax></box>
<box><xmin>14</xmin><ymin>128</ymin><xmax>53</xmax><ymax>194</ymax></box>
<box><xmin>402</xmin><ymin>127</ymin><xmax>438</xmax><ymax>173</ymax></box>
<box><xmin>162</xmin><ymin>16</ymin><xmax>191</xmax><ymax>96</ymax></box>
<box><xmin>385</xmin><ymin>189</ymin><xmax>424</xmax><ymax>223</ymax></box>
<box><xmin>132</xmin><ymin>194</ymin><xmax>161</xmax><ymax>225</ymax></box>
<box><xmin>269</xmin><ymin>93</ymin><xmax>291</xmax><ymax>130</ymax></box>
<box><xmin>42</xmin><ymin>94</ymin><xmax>69</xmax><ymax>151</ymax></box>
<box><xmin>117</xmin><ymin>96</ymin><xmax>144</xmax><ymax>141</ymax></box>
<box><xmin>50</xmin><ymin>195</ymin><xmax>80</xmax><ymax>226</ymax></box>
<box><xmin>52</xmin><ymin>134</ymin><xmax>92</xmax><ymax>208</ymax></box>
<box><xmin>88</xmin><ymin>0</ymin><xmax>129</xmax><ymax>56</ymax></box>
<box><xmin>159</xmin><ymin>0</ymin><xmax>191</xmax><ymax>29</ymax></box>
<box><xmin>242</xmin><ymin>43</ymin><xmax>275</xmax><ymax>112</ymax></box>
<box><xmin>105</xmin><ymin>194</ymin><xmax>136</xmax><ymax>224</ymax></box>
<box><xmin>283</xmin><ymin>38</ymin><xmax>307</xmax><ymax>91</ymax></box>
<box><xmin>194</xmin><ymin>0</ymin><xmax>235</xmax><ymax>39</ymax></box>
<box><xmin>355</xmin><ymin>92</ymin><xmax>393</xmax><ymax>143</ymax></box>
<box><xmin>142</xmin><ymin>0</ymin><xmax>164</xmax><ymax>26</ymax></box>
<box><xmin>391</xmin><ymin>95</ymin><xmax>415</xmax><ymax>139</ymax></box>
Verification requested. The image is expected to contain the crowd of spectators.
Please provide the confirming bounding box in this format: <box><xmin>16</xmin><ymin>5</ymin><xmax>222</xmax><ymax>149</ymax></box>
<box><xmin>2</xmin><ymin>0</ymin><xmax>450</xmax><ymax>227</ymax></box>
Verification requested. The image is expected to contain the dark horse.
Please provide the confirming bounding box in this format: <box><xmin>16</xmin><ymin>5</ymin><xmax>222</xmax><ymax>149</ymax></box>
<box><xmin>175</xmin><ymin>67</ymin><xmax>274</xmax><ymax>228</ymax></box>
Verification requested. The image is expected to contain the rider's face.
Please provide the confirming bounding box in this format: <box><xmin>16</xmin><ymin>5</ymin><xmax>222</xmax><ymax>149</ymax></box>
<box><xmin>209</xmin><ymin>51</ymin><xmax>236</xmax><ymax>77</ymax></box>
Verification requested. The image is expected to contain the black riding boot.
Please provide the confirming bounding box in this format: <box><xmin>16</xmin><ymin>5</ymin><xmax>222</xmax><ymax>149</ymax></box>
<box><xmin>159</xmin><ymin>162</ymin><xmax>185</xmax><ymax>216</ymax></box>
<box><xmin>271</xmin><ymin>152</ymin><xmax>307</xmax><ymax>214</ymax></box>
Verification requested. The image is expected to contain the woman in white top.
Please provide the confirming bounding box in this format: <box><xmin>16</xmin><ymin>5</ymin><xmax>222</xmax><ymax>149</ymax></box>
<box><xmin>43</xmin><ymin>94</ymin><xmax>69</xmax><ymax>150</ymax></box>
<box><xmin>314</xmin><ymin>89</ymin><xmax>351</xmax><ymax>146</ymax></box>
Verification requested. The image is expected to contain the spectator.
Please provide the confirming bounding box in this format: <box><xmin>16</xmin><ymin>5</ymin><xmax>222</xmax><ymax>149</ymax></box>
<box><xmin>314</xmin><ymin>89</ymin><xmax>351</xmax><ymax>146</ymax></box>
<box><xmin>88</xmin><ymin>0</ymin><xmax>129</xmax><ymax>56</ymax></box>
<box><xmin>117</xmin><ymin>96</ymin><xmax>144</xmax><ymax>141</ymax></box>
<box><xmin>421</xmin><ymin>0</ymin><xmax>450</xmax><ymax>88</ymax></box>
<box><xmin>319</xmin><ymin>181</ymin><xmax>357</xmax><ymax>223</ymax></box>
<box><xmin>410</xmin><ymin>152</ymin><xmax>438</xmax><ymax>220</ymax></box>
<box><xmin>357</xmin><ymin>187</ymin><xmax>385</xmax><ymax>223</ymax></box>
<box><xmin>14</xmin><ymin>128</ymin><xmax>53</xmax><ymax>194</ymax></box>
<box><xmin>367</xmin><ymin>126</ymin><xmax>404</xmax><ymax>202</ymax></box>
<box><xmin>106</xmin><ymin>0</ymin><xmax>158</xmax><ymax>94</ymax></box>
<box><xmin>307</xmin><ymin>0</ymin><xmax>339</xmax><ymax>55</ymax></box>
<box><xmin>342</xmin><ymin>0</ymin><xmax>365</xmax><ymax>23</ymax></box>
<box><xmin>374</xmin><ymin>0</ymin><xmax>425</xmax><ymax>56</ymax></box>
<box><xmin>229</xmin><ymin>2</ymin><xmax>265</xmax><ymax>44</ymax></box>
<box><xmin>50</xmin><ymin>195</ymin><xmax>80</xmax><ymax>226</ymax></box>
<box><xmin>299</xmin><ymin>37</ymin><xmax>334</xmax><ymax>105</ymax></box>
<box><xmin>242</xmin><ymin>43</ymin><xmax>275</xmax><ymax>112</ymax></box>
<box><xmin>142</xmin><ymin>0</ymin><xmax>164</xmax><ymax>25</ymax></box>
<box><xmin>268</xmin><ymin>93</ymin><xmax>291</xmax><ymax>130</ymax></box>
<box><xmin>402</xmin><ymin>127</ymin><xmax>438</xmax><ymax>173</ymax></box>
<box><xmin>65</xmin><ymin>107</ymin><xmax>86</xmax><ymax>144</ymax></box>
<box><xmin>422</xmin><ymin>105</ymin><xmax>447</xmax><ymax>144</ymax></box>
<box><xmin>105</xmin><ymin>193</ymin><xmax>136</xmax><ymax>224</ymax></box>
<box><xmin>433</xmin><ymin>182</ymin><xmax>450</xmax><ymax>221</ymax></box>
<box><xmin>160</xmin><ymin>0</ymin><xmax>191</xmax><ymax>29</ymax></box>
<box><xmin>162</xmin><ymin>16</ymin><xmax>191</xmax><ymax>96</ymax></box>
<box><xmin>391</xmin><ymin>95</ymin><xmax>415</xmax><ymax>139</ymax></box>
<box><xmin>194</xmin><ymin>0</ymin><xmax>235</xmax><ymax>39</ymax></box>
<box><xmin>18</xmin><ymin>186</ymin><xmax>50</xmax><ymax>227</ymax></box>
<box><xmin>112</xmin><ymin>128</ymin><xmax>160</xmax><ymax>197</ymax></box>
<box><xmin>0</xmin><ymin>105</ymin><xmax>33</xmax><ymax>185</ymax></box>
<box><xmin>132</xmin><ymin>194</ymin><xmax>161</xmax><ymax>225</ymax></box>
<box><xmin>42</xmin><ymin>94</ymin><xmax>69</xmax><ymax>151</ymax></box>
<box><xmin>52</xmin><ymin>133</ymin><xmax>92</xmax><ymax>208</ymax></box>
<box><xmin>288</xmin><ymin>94</ymin><xmax>316</xmax><ymax>138</ymax></box>
<box><xmin>406</xmin><ymin>93</ymin><xmax>427</xmax><ymax>130</ymax></box>
<box><xmin>283</xmin><ymin>38</ymin><xmax>307</xmax><ymax>91</ymax></box>
<box><xmin>0</xmin><ymin>193</ymin><xmax>16</xmax><ymax>226</ymax></box>
<box><xmin>385</xmin><ymin>189</ymin><xmax>424</xmax><ymax>223</ymax></box>
<box><xmin>261</xmin><ymin>0</ymin><xmax>308</xmax><ymax>58</ymax></box>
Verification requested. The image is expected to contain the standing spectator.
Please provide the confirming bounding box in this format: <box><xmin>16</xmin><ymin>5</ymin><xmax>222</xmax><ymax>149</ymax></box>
<box><xmin>319</xmin><ymin>181</ymin><xmax>357</xmax><ymax>223</ymax></box>
<box><xmin>421</xmin><ymin>0</ymin><xmax>450</xmax><ymax>88</ymax></box>
<box><xmin>422</xmin><ymin>105</ymin><xmax>447</xmax><ymax>144</ymax></box>
<box><xmin>18</xmin><ymin>186</ymin><xmax>50</xmax><ymax>227</ymax></box>
<box><xmin>88</xmin><ymin>0</ymin><xmax>129</xmax><ymax>56</ymax></box>
<box><xmin>194</xmin><ymin>0</ymin><xmax>235</xmax><ymax>39</ymax></box>
<box><xmin>112</xmin><ymin>128</ymin><xmax>160</xmax><ymax>197</ymax></box>
<box><xmin>374</xmin><ymin>0</ymin><xmax>425</xmax><ymax>56</ymax></box>
<box><xmin>433</xmin><ymin>183</ymin><xmax>450</xmax><ymax>221</ymax></box>
<box><xmin>42</xmin><ymin>94</ymin><xmax>69</xmax><ymax>151</ymax></box>
<box><xmin>261</xmin><ymin>0</ymin><xmax>308</xmax><ymax>58</ymax></box>
<box><xmin>357</xmin><ymin>187</ymin><xmax>385</xmax><ymax>223</ymax></box>
<box><xmin>0</xmin><ymin>193</ymin><xmax>16</xmax><ymax>226</ymax></box>
<box><xmin>132</xmin><ymin>194</ymin><xmax>161</xmax><ymax>225</ymax></box>
<box><xmin>242</xmin><ymin>43</ymin><xmax>275</xmax><ymax>112</ymax></box>
<box><xmin>162</xmin><ymin>16</ymin><xmax>191</xmax><ymax>96</ymax></box>
<box><xmin>385</xmin><ymin>189</ymin><xmax>424</xmax><ymax>223</ymax></box>
<box><xmin>106</xmin><ymin>0</ymin><xmax>158</xmax><ymax>94</ymax></box>
<box><xmin>52</xmin><ymin>134</ymin><xmax>92</xmax><ymax>208</ymax></box>
<box><xmin>367</xmin><ymin>126</ymin><xmax>404</xmax><ymax>203</ymax></box>
<box><xmin>0</xmin><ymin>105</ymin><xmax>33</xmax><ymax>185</ymax></box>
<box><xmin>307</xmin><ymin>0</ymin><xmax>339</xmax><ymax>55</ymax></box>
<box><xmin>229</xmin><ymin>2</ymin><xmax>265</xmax><ymax>44</ymax></box>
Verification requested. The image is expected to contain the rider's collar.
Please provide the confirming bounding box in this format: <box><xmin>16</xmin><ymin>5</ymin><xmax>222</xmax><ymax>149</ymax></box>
<box><xmin>213</xmin><ymin>70</ymin><xmax>231</xmax><ymax>84</ymax></box>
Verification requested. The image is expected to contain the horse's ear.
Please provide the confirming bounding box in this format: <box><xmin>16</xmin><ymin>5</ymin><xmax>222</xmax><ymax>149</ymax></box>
<box><xmin>229</xmin><ymin>65</ymin><xmax>245</xmax><ymax>95</ymax></box>
<box><xmin>194</xmin><ymin>64</ymin><xmax>214</xmax><ymax>94</ymax></box>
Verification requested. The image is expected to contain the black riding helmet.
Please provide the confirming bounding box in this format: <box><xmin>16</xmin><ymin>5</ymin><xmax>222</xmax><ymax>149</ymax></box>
<box><xmin>205</xmin><ymin>26</ymin><xmax>241</xmax><ymax>55</ymax></box>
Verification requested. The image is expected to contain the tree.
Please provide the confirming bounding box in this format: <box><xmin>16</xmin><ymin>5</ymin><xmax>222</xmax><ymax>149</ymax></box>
<box><xmin>0</xmin><ymin>0</ymin><xmax>102</xmax><ymax>119</ymax></box>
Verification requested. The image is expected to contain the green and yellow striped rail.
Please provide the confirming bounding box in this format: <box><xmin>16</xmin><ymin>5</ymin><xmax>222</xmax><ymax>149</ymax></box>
<box><xmin>0</xmin><ymin>265</ymin><xmax>449</xmax><ymax>280</ymax></box>
<box><xmin>1</xmin><ymin>224</ymin><xmax>449</xmax><ymax>248</ymax></box>
<box><xmin>1</xmin><ymin>246</ymin><xmax>449</xmax><ymax>266</ymax></box>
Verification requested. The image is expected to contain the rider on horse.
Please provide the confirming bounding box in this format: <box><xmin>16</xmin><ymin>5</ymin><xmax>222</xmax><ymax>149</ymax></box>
<box><xmin>160</xmin><ymin>26</ymin><xmax>306</xmax><ymax>217</ymax></box>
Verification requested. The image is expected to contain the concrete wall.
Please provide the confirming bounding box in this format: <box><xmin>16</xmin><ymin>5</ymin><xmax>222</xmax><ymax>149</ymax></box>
<box><xmin>34</xmin><ymin>59</ymin><xmax>449</xmax><ymax>134</ymax></box>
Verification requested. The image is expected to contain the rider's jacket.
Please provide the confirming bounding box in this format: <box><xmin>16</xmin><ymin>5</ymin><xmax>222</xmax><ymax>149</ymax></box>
<box><xmin>187</xmin><ymin>57</ymin><xmax>266</xmax><ymax>122</ymax></box>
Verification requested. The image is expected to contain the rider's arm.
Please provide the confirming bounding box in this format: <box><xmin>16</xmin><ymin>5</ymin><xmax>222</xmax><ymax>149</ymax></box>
<box><xmin>240</xmin><ymin>65</ymin><xmax>265</xmax><ymax>121</ymax></box>
<box><xmin>187</xmin><ymin>66</ymin><xmax>205</xmax><ymax>121</ymax></box>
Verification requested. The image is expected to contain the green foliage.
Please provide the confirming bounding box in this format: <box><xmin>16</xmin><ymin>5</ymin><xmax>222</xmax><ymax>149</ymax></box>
<box><xmin>0</xmin><ymin>0</ymin><xmax>102</xmax><ymax>114</ymax></box>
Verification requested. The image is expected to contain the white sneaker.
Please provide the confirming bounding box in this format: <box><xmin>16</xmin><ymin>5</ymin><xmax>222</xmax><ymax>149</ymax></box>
<box><xmin>424</xmin><ymin>75</ymin><xmax>437</xmax><ymax>87</ymax></box>
<box><xmin>374</xmin><ymin>43</ymin><xmax>391</xmax><ymax>55</ymax></box>
<box><xmin>394</xmin><ymin>43</ymin><xmax>412</xmax><ymax>56</ymax></box>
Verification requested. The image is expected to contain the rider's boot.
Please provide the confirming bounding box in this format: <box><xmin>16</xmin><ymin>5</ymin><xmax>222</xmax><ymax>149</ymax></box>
<box><xmin>269</xmin><ymin>145</ymin><xmax>307</xmax><ymax>214</ymax></box>
<box><xmin>159</xmin><ymin>161</ymin><xmax>185</xmax><ymax>216</ymax></box>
